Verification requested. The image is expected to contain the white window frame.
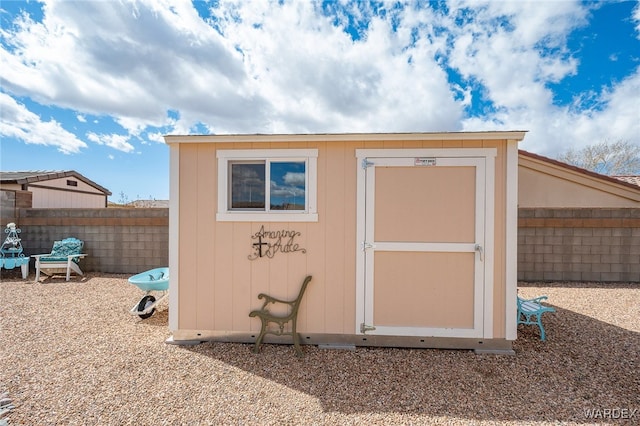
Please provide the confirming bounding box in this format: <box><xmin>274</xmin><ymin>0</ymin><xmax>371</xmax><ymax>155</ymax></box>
<box><xmin>217</xmin><ymin>149</ymin><xmax>318</xmax><ymax>222</ymax></box>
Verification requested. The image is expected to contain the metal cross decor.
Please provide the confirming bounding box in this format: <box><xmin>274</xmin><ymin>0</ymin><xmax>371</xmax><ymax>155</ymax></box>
<box><xmin>248</xmin><ymin>225</ymin><xmax>307</xmax><ymax>260</ymax></box>
<box><xmin>252</xmin><ymin>235</ymin><xmax>269</xmax><ymax>258</ymax></box>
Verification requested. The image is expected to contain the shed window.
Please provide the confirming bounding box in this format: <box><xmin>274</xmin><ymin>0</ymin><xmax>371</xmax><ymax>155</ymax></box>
<box><xmin>66</xmin><ymin>180</ymin><xmax>78</xmax><ymax>187</ymax></box>
<box><xmin>217</xmin><ymin>149</ymin><xmax>318</xmax><ymax>222</ymax></box>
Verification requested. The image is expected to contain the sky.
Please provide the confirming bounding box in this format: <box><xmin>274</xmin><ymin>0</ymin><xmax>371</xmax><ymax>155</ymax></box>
<box><xmin>1</xmin><ymin>0</ymin><xmax>639</xmax><ymax>202</ymax></box>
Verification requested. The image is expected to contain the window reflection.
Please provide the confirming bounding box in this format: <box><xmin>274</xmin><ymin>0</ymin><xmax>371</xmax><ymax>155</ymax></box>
<box><xmin>230</xmin><ymin>163</ymin><xmax>265</xmax><ymax>209</ymax></box>
<box><xmin>270</xmin><ymin>162</ymin><xmax>306</xmax><ymax>210</ymax></box>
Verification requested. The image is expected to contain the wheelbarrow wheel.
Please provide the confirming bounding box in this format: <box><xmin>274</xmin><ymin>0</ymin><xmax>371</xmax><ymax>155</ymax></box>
<box><xmin>137</xmin><ymin>295</ymin><xmax>156</xmax><ymax>319</ymax></box>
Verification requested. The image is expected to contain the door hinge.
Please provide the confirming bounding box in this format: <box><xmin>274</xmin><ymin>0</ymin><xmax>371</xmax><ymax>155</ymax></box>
<box><xmin>361</xmin><ymin>158</ymin><xmax>374</xmax><ymax>169</ymax></box>
<box><xmin>361</xmin><ymin>241</ymin><xmax>375</xmax><ymax>251</ymax></box>
<box><xmin>360</xmin><ymin>323</ymin><xmax>376</xmax><ymax>334</ymax></box>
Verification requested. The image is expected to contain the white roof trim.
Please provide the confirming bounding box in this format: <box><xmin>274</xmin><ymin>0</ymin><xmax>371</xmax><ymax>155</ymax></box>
<box><xmin>164</xmin><ymin>131</ymin><xmax>527</xmax><ymax>145</ymax></box>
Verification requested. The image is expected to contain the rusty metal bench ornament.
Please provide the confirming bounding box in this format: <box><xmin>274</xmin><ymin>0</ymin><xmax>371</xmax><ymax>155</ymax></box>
<box><xmin>249</xmin><ymin>275</ymin><xmax>312</xmax><ymax>357</ymax></box>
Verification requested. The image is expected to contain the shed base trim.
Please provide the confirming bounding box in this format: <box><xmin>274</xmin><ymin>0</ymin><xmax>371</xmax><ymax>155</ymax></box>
<box><xmin>169</xmin><ymin>330</ymin><xmax>513</xmax><ymax>353</ymax></box>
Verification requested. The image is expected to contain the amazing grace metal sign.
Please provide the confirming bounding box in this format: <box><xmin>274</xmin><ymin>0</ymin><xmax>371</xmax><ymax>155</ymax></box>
<box><xmin>248</xmin><ymin>225</ymin><xmax>307</xmax><ymax>260</ymax></box>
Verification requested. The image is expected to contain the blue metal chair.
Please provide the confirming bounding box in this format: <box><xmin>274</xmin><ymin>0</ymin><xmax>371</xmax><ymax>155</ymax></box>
<box><xmin>517</xmin><ymin>295</ymin><xmax>556</xmax><ymax>341</ymax></box>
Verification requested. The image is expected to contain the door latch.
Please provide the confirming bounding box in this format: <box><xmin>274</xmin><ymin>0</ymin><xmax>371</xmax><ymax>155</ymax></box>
<box><xmin>360</xmin><ymin>323</ymin><xmax>376</xmax><ymax>334</ymax></box>
<box><xmin>475</xmin><ymin>244</ymin><xmax>484</xmax><ymax>261</ymax></box>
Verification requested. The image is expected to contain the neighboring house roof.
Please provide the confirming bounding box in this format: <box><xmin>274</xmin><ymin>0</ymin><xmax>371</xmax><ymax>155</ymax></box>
<box><xmin>612</xmin><ymin>175</ymin><xmax>640</xmax><ymax>187</ymax></box>
<box><xmin>518</xmin><ymin>150</ymin><xmax>640</xmax><ymax>193</ymax></box>
<box><xmin>0</xmin><ymin>170</ymin><xmax>112</xmax><ymax>195</ymax></box>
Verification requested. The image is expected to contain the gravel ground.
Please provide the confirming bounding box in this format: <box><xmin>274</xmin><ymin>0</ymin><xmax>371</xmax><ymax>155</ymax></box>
<box><xmin>1</xmin><ymin>272</ymin><xmax>639</xmax><ymax>425</ymax></box>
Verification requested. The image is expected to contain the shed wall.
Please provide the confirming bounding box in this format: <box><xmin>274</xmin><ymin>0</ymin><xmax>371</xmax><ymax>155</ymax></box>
<box><xmin>28</xmin><ymin>176</ymin><xmax>106</xmax><ymax>208</ymax></box>
<box><xmin>31</xmin><ymin>176</ymin><xmax>104</xmax><ymax>194</ymax></box>
<box><xmin>30</xmin><ymin>186</ymin><xmax>106</xmax><ymax>208</ymax></box>
<box><xmin>518</xmin><ymin>162</ymin><xmax>640</xmax><ymax>208</ymax></box>
<box><xmin>175</xmin><ymin>138</ymin><xmax>510</xmax><ymax>338</ymax></box>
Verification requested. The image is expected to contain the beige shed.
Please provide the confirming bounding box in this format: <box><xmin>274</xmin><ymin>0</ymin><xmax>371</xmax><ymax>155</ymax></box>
<box><xmin>0</xmin><ymin>170</ymin><xmax>111</xmax><ymax>208</ymax></box>
<box><xmin>164</xmin><ymin>131</ymin><xmax>526</xmax><ymax>353</ymax></box>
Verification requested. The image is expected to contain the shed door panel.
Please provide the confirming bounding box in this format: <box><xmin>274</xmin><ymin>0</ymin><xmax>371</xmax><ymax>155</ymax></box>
<box><xmin>363</xmin><ymin>157</ymin><xmax>487</xmax><ymax>338</ymax></box>
<box><xmin>374</xmin><ymin>166</ymin><xmax>476</xmax><ymax>243</ymax></box>
<box><xmin>373</xmin><ymin>251</ymin><xmax>475</xmax><ymax>328</ymax></box>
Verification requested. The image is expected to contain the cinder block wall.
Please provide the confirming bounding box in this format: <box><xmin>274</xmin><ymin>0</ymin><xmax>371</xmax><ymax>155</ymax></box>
<box><xmin>7</xmin><ymin>207</ymin><xmax>639</xmax><ymax>281</ymax></box>
<box><xmin>14</xmin><ymin>208</ymin><xmax>168</xmax><ymax>274</ymax></box>
<box><xmin>1</xmin><ymin>189</ymin><xmax>32</xmax><ymax>224</ymax></box>
<box><xmin>518</xmin><ymin>208</ymin><xmax>640</xmax><ymax>282</ymax></box>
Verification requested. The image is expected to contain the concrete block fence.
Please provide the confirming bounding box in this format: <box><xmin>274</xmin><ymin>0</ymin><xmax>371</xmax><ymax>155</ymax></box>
<box><xmin>8</xmin><ymin>208</ymin><xmax>168</xmax><ymax>274</ymax></box>
<box><xmin>3</xmin><ymin>207</ymin><xmax>638</xmax><ymax>281</ymax></box>
<box><xmin>518</xmin><ymin>208</ymin><xmax>640</xmax><ymax>282</ymax></box>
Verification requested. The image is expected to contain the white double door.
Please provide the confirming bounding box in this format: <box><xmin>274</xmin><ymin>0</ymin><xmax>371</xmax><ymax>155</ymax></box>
<box><xmin>356</xmin><ymin>150</ymin><xmax>495</xmax><ymax>338</ymax></box>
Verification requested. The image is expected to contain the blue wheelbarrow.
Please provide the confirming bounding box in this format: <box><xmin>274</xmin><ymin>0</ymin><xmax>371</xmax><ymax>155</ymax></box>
<box><xmin>128</xmin><ymin>267</ymin><xmax>169</xmax><ymax>319</ymax></box>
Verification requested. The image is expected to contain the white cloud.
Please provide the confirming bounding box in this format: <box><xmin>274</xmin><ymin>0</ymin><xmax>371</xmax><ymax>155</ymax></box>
<box><xmin>633</xmin><ymin>2</ymin><xmax>640</xmax><ymax>39</ymax></box>
<box><xmin>0</xmin><ymin>0</ymin><xmax>637</xmax><ymax>159</ymax></box>
<box><xmin>210</xmin><ymin>0</ymin><xmax>463</xmax><ymax>132</ymax></box>
<box><xmin>283</xmin><ymin>172</ymin><xmax>305</xmax><ymax>186</ymax></box>
<box><xmin>86</xmin><ymin>132</ymin><xmax>135</xmax><ymax>152</ymax></box>
<box><xmin>146</xmin><ymin>132</ymin><xmax>165</xmax><ymax>144</ymax></box>
<box><xmin>444</xmin><ymin>1</ymin><xmax>640</xmax><ymax>156</ymax></box>
<box><xmin>0</xmin><ymin>0</ymin><xmax>254</xmax><ymax>130</ymax></box>
<box><xmin>76</xmin><ymin>114</ymin><xmax>87</xmax><ymax>123</ymax></box>
<box><xmin>462</xmin><ymin>67</ymin><xmax>640</xmax><ymax>156</ymax></box>
<box><xmin>271</xmin><ymin>181</ymin><xmax>305</xmax><ymax>198</ymax></box>
<box><xmin>447</xmin><ymin>0</ymin><xmax>585</xmax><ymax>111</ymax></box>
<box><xmin>0</xmin><ymin>92</ymin><xmax>87</xmax><ymax>154</ymax></box>
<box><xmin>0</xmin><ymin>0</ymin><xmax>466</xmax><ymax>136</ymax></box>
<box><xmin>570</xmin><ymin>69</ymin><xmax>640</xmax><ymax>148</ymax></box>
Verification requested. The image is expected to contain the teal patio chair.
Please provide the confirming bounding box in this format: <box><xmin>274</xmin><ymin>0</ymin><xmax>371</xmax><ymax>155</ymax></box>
<box><xmin>32</xmin><ymin>238</ymin><xmax>87</xmax><ymax>282</ymax></box>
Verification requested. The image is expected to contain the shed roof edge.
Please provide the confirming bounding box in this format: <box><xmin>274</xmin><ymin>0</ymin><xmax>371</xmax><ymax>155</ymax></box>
<box><xmin>164</xmin><ymin>131</ymin><xmax>528</xmax><ymax>144</ymax></box>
